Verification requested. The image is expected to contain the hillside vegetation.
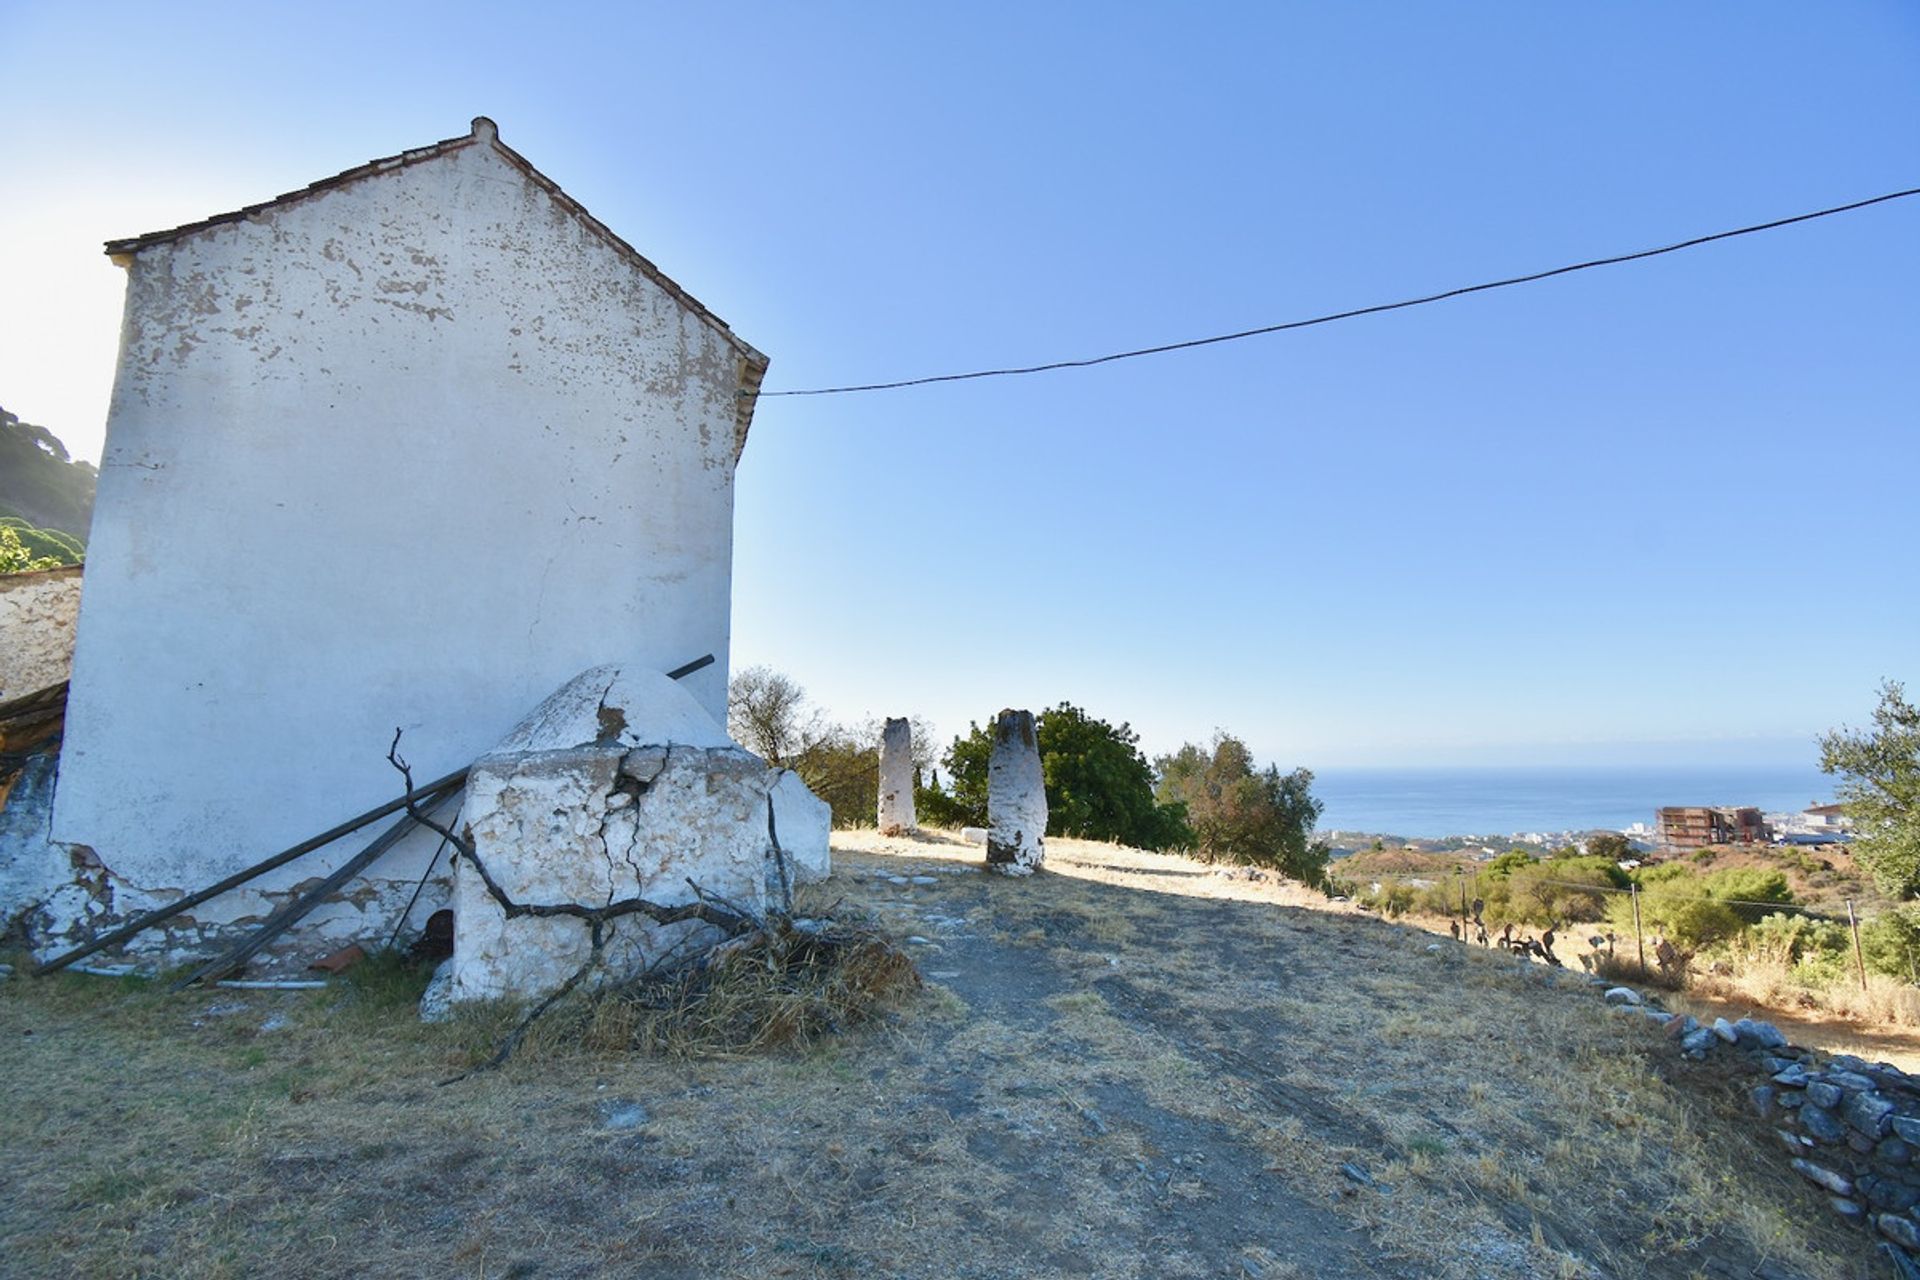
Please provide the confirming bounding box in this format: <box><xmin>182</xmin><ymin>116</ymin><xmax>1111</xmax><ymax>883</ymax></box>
<box><xmin>0</xmin><ymin>405</ymin><xmax>94</xmax><ymax>567</ymax></box>
<box><xmin>1337</xmin><ymin>838</ymin><xmax>1920</xmax><ymax>1038</ymax></box>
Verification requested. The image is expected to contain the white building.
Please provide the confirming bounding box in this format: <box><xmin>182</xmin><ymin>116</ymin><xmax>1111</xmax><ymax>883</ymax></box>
<box><xmin>39</xmin><ymin>118</ymin><xmax>769</xmax><ymax>957</ymax></box>
<box><xmin>1801</xmin><ymin>804</ymin><xmax>1851</xmax><ymax>832</ymax></box>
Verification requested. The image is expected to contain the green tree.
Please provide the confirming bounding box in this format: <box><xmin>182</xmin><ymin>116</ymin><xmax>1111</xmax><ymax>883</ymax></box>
<box><xmin>933</xmin><ymin>721</ymin><xmax>994</xmax><ymax>829</ymax></box>
<box><xmin>1606</xmin><ymin>864</ymin><xmax>1796</xmax><ymax>951</ymax></box>
<box><xmin>1510</xmin><ymin>858</ymin><xmax>1623</xmax><ymax>924</ymax></box>
<box><xmin>1468</xmin><ymin>849</ymin><xmax>1624</xmax><ymax>928</ymax></box>
<box><xmin>915</xmin><ymin>769</ymin><xmax>968</xmax><ymax>828</ymax></box>
<box><xmin>1484</xmin><ymin>849</ymin><xmax>1537</xmax><ymax>877</ymax></box>
<box><xmin>1584</xmin><ymin>831</ymin><xmax>1632</xmax><ymax>862</ymax></box>
<box><xmin>0</xmin><ymin>407</ymin><xmax>96</xmax><ymax>542</ymax></box>
<box><xmin>1036</xmin><ymin>703</ymin><xmax>1190</xmax><ymax>848</ymax></box>
<box><xmin>1154</xmin><ymin>733</ymin><xmax>1328</xmax><ymax>885</ymax></box>
<box><xmin>1821</xmin><ymin>681</ymin><xmax>1920</xmax><ymax>897</ymax></box>
<box><xmin>929</xmin><ymin>704</ymin><xmax>1191</xmax><ymax>849</ymax></box>
<box><xmin>1612</xmin><ymin>881</ymin><xmax>1743</xmax><ymax>951</ymax></box>
<box><xmin>1699</xmin><ymin>867</ymin><xmax>1795</xmax><ymax>924</ymax></box>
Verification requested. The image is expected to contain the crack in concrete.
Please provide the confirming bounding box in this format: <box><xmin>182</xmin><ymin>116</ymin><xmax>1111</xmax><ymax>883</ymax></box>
<box><xmin>608</xmin><ymin>745</ymin><xmax>673</xmax><ymax>903</ymax></box>
<box><xmin>594</xmin><ymin>804</ymin><xmax>620</xmax><ymax>908</ymax></box>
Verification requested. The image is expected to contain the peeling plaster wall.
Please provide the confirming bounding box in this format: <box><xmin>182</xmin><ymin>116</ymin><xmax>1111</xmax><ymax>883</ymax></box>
<box><xmin>3</xmin><ymin>762</ymin><xmax>452</xmax><ymax>965</ymax></box>
<box><xmin>0</xmin><ymin>566</ymin><xmax>83</xmax><ymax>700</ymax></box>
<box><xmin>0</xmin><ymin>756</ymin><xmax>82</xmax><ymax>940</ymax></box>
<box><xmin>51</xmin><ymin>137</ymin><xmax>755</xmax><ymax>940</ymax></box>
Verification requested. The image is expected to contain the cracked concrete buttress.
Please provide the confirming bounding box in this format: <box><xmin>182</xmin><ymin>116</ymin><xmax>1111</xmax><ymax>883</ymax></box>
<box><xmin>452</xmin><ymin>663</ymin><xmax>779</xmax><ymax>1003</ymax></box>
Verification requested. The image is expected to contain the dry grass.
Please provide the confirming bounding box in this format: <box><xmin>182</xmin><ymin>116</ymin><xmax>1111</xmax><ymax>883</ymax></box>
<box><xmin>838</xmin><ymin>829</ymin><xmax>1873</xmax><ymax>1278</ymax></box>
<box><xmin>1689</xmin><ymin>961</ymin><xmax>1920</xmax><ymax>1027</ymax></box>
<box><xmin>559</xmin><ymin>916</ymin><xmax>922</xmax><ymax>1058</ymax></box>
<box><xmin>0</xmin><ymin>830</ymin><xmax>1887</xmax><ymax>1279</ymax></box>
<box><xmin>1386</xmin><ymin>905</ymin><xmax>1920</xmax><ymax>1072</ymax></box>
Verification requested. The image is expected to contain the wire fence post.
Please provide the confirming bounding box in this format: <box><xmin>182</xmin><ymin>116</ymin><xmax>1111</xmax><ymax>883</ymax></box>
<box><xmin>1848</xmin><ymin>899</ymin><xmax>1869</xmax><ymax>993</ymax></box>
<box><xmin>1631</xmin><ymin>883</ymin><xmax>1646</xmax><ymax>979</ymax></box>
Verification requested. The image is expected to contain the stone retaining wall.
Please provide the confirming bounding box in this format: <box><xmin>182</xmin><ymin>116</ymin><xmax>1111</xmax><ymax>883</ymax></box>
<box><xmin>0</xmin><ymin>565</ymin><xmax>82</xmax><ymax>700</ymax></box>
<box><xmin>1601</xmin><ymin>981</ymin><xmax>1920</xmax><ymax>1274</ymax></box>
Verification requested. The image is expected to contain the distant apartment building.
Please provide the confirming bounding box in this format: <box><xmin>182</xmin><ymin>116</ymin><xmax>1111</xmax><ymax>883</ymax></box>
<box><xmin>1656</xmin><ymin>806</ymin><xmax>1772</xmax><ymax>849</ymax></box>
<box><xmin>1801</xmin><ymin>803</ymin><xmax>1851</xmax><ymax>833</ymax></box>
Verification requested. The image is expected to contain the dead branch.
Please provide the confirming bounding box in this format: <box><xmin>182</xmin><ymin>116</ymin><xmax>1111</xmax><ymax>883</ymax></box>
<box><xmin>685</xmin><ymin>877</ymin><xmax>767</xmax><ymax>935</ymax></box>
<box><xmin>388</xmin><ymin>729</ymin><xmax>477</xmax><ymax>859</ymax></box>
<box><xmin>767</xmin><ymin>790</ymin><xmax>794</xmax><ymax>916</ymax></box>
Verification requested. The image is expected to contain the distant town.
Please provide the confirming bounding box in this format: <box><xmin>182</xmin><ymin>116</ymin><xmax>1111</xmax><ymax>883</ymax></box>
<box><xmin>1320</xmin><ymin>800</ymin><xmax>1853</xmax><ymax>859</ymax></box>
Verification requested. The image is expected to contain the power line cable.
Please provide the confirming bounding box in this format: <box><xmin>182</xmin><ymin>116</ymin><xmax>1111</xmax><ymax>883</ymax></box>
<box><xmin>752</xmin><ymin>184</ymin><xmax>1920</xmax><ymax>399</ymax></box>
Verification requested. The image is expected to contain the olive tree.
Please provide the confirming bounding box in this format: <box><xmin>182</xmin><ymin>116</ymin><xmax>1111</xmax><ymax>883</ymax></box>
<box><xmin>1821</xmin><ymin>681</ymin><xmax>1920</xmax><ymax>897</ymax></box>
<box><xmin>1154</xmin><ymin>733</ymin><xmax>1328</xmax><ymax>886</ymax></box>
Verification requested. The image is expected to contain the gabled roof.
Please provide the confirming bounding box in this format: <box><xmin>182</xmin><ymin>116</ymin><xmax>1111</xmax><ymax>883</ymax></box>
<box><xmin>104</xmin><ymin>117</ymin><xmax>769</xmax><ymax>433</ymax></box>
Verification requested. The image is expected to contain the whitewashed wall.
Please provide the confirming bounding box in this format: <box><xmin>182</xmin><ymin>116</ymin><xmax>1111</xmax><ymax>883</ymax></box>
<box><xmin>0</xmin><ymin>565</ymin><xmax>83</xmax><ymax>700</ymax></box>
<box><xmin>50</xmin><ymin>122</ymin><xmax>765</xmax><ymax>938</ymax></box>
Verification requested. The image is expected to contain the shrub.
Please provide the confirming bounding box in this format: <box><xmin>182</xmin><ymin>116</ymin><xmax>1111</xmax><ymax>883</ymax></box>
<box><xmin>0</xmin><ymin>523</ymin><xmax>66</xmax><ymax>574</ymax></box>
<box><xmin>1360</xmin><ymin>883</ymin><xmax>1417</xmax><ymax>918</ymax></box>
<box><xmin>1510</xmin><ymin>861</ymin><xmax>1617</xmax><ymax>924</ymax></box>
<box><xmin>1608</xmin><ymin>864</ymin><xmax>1796</xmax><ymax>952</ymax></box>
<box><xmin>1862</xmin><ymin>908</ymin><xmax>1920</xmax><ymax>984</ymax></box>
<box><xmin>1484</xmin><ymin>850</ymin><xmax>1536</xmax><ymax>878</ymax></box>
<box><xmin>1461</xmin><ymin>849</ymin><xmax>1622</xmax><ymax>928</ymax></box>
<box><xmin>915</xmin><ymin>775</ymin><xmax>970</xmax><ymax>829</ymax></box>
<box><xmin>1744</xmin><ymin>913</ymin><xmax>1843</xmax><ymax>967</ymax></box>
<box><xmin>1585</xmin><ymin>831</ymin><xmax>1633</xmax><ymax>862</ymax></box>
<box><xmin>1702</xmin><ymin>867</ymin><xmax>1796</xmax><ymax>923</ymax></box>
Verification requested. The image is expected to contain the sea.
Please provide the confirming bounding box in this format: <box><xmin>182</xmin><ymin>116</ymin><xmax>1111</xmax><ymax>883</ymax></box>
<box><xmin>1310</xmin><ymin>764</ymin><xmax>1836</xmax><ymax>841</ymax></box>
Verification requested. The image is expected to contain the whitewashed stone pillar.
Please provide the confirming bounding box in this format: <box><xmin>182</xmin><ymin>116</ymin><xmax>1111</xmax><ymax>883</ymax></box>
<box><xmin>987</xmin><ymin>709</ymin><xmax>1046</xmax><ymax>874</ymax></box>
<box><xmin>877</xmin><ymin>717</ymin><xmax>916</xmax><ymax>835</ymax></box>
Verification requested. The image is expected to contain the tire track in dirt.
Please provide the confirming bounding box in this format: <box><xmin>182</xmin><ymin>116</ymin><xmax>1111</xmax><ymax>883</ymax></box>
<box><xmin>922</xmin><ymin>884</ymin><xmax>1406</xmax><ymax>1280</ymax></box>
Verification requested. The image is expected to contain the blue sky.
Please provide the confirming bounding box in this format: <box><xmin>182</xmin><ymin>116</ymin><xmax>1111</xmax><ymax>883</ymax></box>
<box><xmin>2</xmin><ymin>3</ymin><xmax>1914</xmax><ymax>768</ymax></box>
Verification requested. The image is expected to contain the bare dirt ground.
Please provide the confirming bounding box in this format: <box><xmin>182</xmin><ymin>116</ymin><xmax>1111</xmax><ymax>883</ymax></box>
<box><xmin>0</xmin><ymin>831</ymin><xmax>1883</xmax><ymax>1279</ymax></box>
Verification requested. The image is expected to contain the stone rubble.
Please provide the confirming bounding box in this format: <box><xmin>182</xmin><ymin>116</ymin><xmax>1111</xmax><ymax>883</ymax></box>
<box><xmin>419</xmin><ymin>959</ymin><xmax>456</xmax><ymax>1023</ymax></box>
<box><xmin>597</xmin><ymin>1099</ymin><xmax>650</xmax><ymax>1131</ymax></box>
